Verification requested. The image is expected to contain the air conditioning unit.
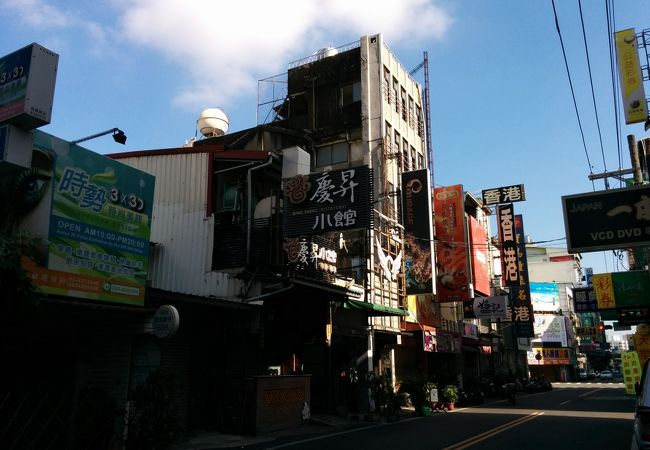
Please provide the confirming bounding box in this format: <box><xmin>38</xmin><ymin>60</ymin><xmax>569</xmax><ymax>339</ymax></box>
<box><xmin>0</xmin><ymin>124</ymin><xmax>32</xmax><ymax>174</ymax></box>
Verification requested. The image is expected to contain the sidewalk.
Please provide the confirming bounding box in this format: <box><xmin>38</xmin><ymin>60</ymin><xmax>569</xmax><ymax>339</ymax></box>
<box><xmin>169</xmin><ymin>408</ymin><xmax>419</xmax><ymax>450</ymax></box>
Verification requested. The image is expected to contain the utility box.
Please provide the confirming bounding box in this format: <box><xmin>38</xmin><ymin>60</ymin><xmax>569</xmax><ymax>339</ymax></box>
<box><xmin>0</xmin><ymin>124</ymin><xmax>32</xmax><ymax>173</ymax></box>
<box><xmin>0</xmin><ymin>43</ymin><xmax>59</xmax><ymax>130</ymax></box>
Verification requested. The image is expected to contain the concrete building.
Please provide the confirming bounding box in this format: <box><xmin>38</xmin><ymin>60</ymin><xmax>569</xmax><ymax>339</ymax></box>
<box><xmin>525</xmin><ymin>243</ymin><xmax>582</xmax><ymax>381</ymax></box>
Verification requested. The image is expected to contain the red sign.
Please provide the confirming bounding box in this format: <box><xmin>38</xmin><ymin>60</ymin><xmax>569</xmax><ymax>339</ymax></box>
<box><xmin>434</xmin><ymin>185</ymin><xmax>469</xmax><ymax>302</ymax></box>
<box><xmin>468</xmin><ymin>216</ymin><xmax>490</xmax><ymax>296</ymax></box>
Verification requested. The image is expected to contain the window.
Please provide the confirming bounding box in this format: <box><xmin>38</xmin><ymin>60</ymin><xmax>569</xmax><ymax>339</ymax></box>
<box><xmin>416</xmin><ymin>105</ymin><xmax>423</xmax><ymax>137</ymax></box>
<box><xmin>383</xmin><ymin>67</ymin><xmax>391</xmax><ymax>103</ymax></box>
<box><xmin>393</xmin><ymin>78</ymin><xmax>399</xmax><ymax>113</ymax></box>
<box><xmin>408</xmin><ymin>96</ymin><xmax>414</xmax><ymax>128</ymax></box>
<box><xmin>340</xmin><ymin>81</ymin><xmax>361</xmax><ymax>107</ymax></box>
<box><xmin>394</xmin><ymin>131</ymin><xmax>401</xmax><ymax>155</ymax></box>
<box><xmin>401</xmin><ymin>88</ymin><xmax>407</xmax><ymax>121</ymax></box>
<box><xmin>402</xmin><ymin>139</ymin><xmax>408</xmax><ymax>170</ymax></box>
<box><xmin>315</xmin><ymin>142</ymin><xmax>349</xmax><ymax>166</ymax></box>
<box><xmin>385</xmin><ymin>122</ymin><xmax>392</xmax><ymax>152</ymax></box>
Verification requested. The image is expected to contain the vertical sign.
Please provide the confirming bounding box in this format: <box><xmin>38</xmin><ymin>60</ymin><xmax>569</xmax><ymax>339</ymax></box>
<box><xmin>615</xmin><ymin>28</ymin><xmax>647</xmax><ymax>125</ymax></box>
<box><xmin>507</xmin><ymin>214</ymin><xmax>534</xmax><ymax>337</ymax></box>
<box><xmin>497</xmin><ymin>204</ymin><xmax>519</xmax><ymax>287</ymax></box>
<box><xmin>621</xmin><ymin>351</ymin><xmax>642</xmax><ymax>395</ymax></box>
<box><xmin>593</xmin><ymin>273</ymin><xmax>616</xmax><ymax>309</ymax></box>
<box><xmin>401</xmin><ymin>169</ymin><xmax>434</xmax><ymax>294</ymax></box>
<box><xmin>433</xmin><ymin>184</ymin><xmax>469</xmax><ymax>302</ymax></box>
<box><xmin>468</xmin><ymin>215</ymin><xmax>490</xmax><ymax>296</ymax></box>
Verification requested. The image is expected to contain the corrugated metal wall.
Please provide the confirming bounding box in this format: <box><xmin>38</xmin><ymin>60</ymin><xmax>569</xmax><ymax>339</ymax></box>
<box><xmin>118</xmin><ymin>152</ymin><xmax>242</xmax><ymax>300</ymax></box>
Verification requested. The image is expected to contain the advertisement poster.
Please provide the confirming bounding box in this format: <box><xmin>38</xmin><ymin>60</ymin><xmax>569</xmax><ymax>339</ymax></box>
<box><xmin>22</xmin><ymin>131</ymin><xmax>155</xmax><ymax>306</ymax></box>
<box><xmin>433</xmin><ymin>184</ymin><xmax>469</xmax><ymax>302</ymax></box>
<box><xmin>401</xmin><ymin>169</ymin><xmax>434</xmax><ymax>294</ymax></box>
<box><xmin>530</xmin><ymin>282</ymin><xmax>560</xmax><ymax>312</ymax></box>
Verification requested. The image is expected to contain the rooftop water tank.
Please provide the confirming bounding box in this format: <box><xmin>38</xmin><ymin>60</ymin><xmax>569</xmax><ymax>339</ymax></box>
<box><xmin>197</xmin><ymin>108</ymin><xmax>229</xmax><ymax>137</ymax></box>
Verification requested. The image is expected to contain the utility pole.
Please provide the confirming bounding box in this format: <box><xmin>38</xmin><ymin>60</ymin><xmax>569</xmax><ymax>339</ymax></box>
<box><xmin>629</xmin><ymin>134</ymin><xmax>643</xmax><ymax>185</ymax></box>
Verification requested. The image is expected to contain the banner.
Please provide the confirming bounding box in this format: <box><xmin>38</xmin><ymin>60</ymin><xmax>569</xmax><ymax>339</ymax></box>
<box><xmin>433</xmin><ymin>185</ymin><xmax>469</xmax><ymax>302</ymax></box>
<box><xmin>401</xmin><ymin>169</ymin><xmax>434</xmax><ymax>294</ymax></box>
<box><xmin>615</xmin><ymin>28</ymin><xmax>647</xmax><ymax>124</ymax></box>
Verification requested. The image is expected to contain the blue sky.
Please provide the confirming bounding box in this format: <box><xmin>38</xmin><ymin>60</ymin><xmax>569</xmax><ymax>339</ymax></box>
<box><xmin>1</xmin><ymin>0</ymin><xmax>649</xmax><ymax>276</ymax></box>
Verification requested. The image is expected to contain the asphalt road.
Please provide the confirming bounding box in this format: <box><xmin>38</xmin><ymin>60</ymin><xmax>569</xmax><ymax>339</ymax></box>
<box><xmin>250</xmin><ymin>382</ymin><xmax>636</xmax><ymax>450</ymax></box>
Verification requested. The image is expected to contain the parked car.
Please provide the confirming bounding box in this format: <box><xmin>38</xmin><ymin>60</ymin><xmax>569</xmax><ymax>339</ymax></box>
<box><xmin>587</xmin><ymin>370</ymin><xmax>596</xmax><ymax>379</ymax></box>
<box><xmin>599</xmin><ymin>370</ymin><xmax>613</xmax><ymax>380</ymax></box>
<box><xmin>579</xmin><ymin>369</ymin><xmax>588</xmax><ymax>380</ymax></box>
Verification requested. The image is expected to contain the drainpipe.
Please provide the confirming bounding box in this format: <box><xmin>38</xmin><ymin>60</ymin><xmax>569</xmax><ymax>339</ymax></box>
<box><xmin>247</xmin><ymin>155</ymin><xmax>274</xmax><ymax>265</ymax></box>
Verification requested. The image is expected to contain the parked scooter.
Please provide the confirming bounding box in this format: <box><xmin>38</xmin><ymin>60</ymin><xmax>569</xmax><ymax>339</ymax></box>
<box><xmin>456</xmin><ymin>385</ymin><xmax>485</xmax><ymax>407</ymax></box>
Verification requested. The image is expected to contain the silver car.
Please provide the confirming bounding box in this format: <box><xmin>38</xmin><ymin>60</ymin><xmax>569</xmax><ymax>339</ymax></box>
<box><xmin>599</xmin><ymin>370</ymin><xmax>614</xmax><ymax>380</ymax></box>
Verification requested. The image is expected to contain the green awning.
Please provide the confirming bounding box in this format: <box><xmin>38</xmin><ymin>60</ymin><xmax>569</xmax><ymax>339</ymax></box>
<box><xmin>343</xmin><ymin>299</ymin><xmax>408</xmax><ymax>317</ymax></box>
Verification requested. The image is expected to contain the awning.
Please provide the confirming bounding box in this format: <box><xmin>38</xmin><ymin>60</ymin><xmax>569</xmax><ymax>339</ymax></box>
<box><xmin>343</xmin><ymin>299</ymin><xmax>408</xmax><ymax>317</ymax></box>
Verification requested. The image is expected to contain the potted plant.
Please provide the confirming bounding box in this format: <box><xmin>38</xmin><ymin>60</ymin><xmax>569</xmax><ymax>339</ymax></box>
<box><xmin>441</xmin><ymin>385</ymin><xmax>459</xmax><ymax>410</ymax></box>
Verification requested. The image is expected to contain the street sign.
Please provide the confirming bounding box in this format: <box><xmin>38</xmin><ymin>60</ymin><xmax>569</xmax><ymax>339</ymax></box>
<box><xmin>562</xmin><ymin>185</ymin><xmax>650</xmax><ymax>253</ymax></box>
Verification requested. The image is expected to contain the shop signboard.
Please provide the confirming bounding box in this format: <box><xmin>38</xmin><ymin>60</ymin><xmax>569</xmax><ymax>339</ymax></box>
<box><xmin>21</xmin><ymin>130</ymin><xmax>155</xmax><ymax>306</ymax></box>
<box><xmin>562</xmin><ymin>185</ymin><xmax>650</xmax><ymax>253</ymax></box>
<box><xmin>527</xmin><ymin>347</ymin><xmax>570</xmax><ymax>365</ymax></box>
<box><xmin>572</xmin><ymin>286</ymin><xmax>598</xmax><ymax>312</ymax></box>
<box><xmin>497</xmin><ymin>203</ymin><xmax>519</xmax><ymax>287</ymax></box>
<box><xmin>0</xmin><ymin>43</ymin><xmax>59</xmax><ymax>129</ymax></box>
<box><xmin>401</xmin><ymin>168</ymin><xmax>434</xmax><ymax>294</ymax></box>
<box><xmin>283</xmin><ymin>166</ymin><xmax>372</xmax><ymax>237</ymax></box>
<box><xmin>505</xmin><ymin>214</ymin><xmax>534</xmax><ymax>337</ymax></box>
<box><xmin>433</xmin><ymin>184</ymin><xmax>469</xmax><ymax>302</ymax></box>
<box><xmin>472</xmin><ymin>295</ymin><xmax>508</xmax><ymax>320</ymax></box>
<box><xmin>622</xmin><ymin>351</ymin><xmax>642</xmax><ymax>395</ymax></box>
<box><xmin>481</xmin><ymin>184</ymin><xmax>525</xmax><ymax>205</ymax></box>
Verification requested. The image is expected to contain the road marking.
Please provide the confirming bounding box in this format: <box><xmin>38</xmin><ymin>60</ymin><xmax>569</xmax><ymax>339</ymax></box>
<box><xmin>441</xmin><ymin>412</ymin><xmax>544</xmax><ymax>450</ymax></box>
<box><xmin>579</xmin><ymin>388</ymin><xmax>601</xmax><ymax>398</ymax></box>
<box><xmin>560</xmin><ymin>400</ymin><xmax>571</xmax><ymax>405</ymax></box>
<box><xmin>264</xmin><ymin>417</ymin><xmax>421</xmax><ymax>449</ymax></box>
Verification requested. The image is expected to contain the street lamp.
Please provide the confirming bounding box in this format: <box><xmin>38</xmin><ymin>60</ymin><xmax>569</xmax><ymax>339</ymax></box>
<box><xmin>71</xmin><ymin>128</ymin><xmax>127</xmax><ymax>145</ymax></box>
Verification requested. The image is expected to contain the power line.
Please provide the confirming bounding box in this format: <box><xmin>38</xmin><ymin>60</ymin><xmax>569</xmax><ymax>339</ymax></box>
<box><xmin>578</xmin><ymin>0</ymin><xmax>608</xmax><ymax>177</ymax></box>
<box><xmin>606</xmin><ymin>0</ymin><xmax>624</xmax><ymax>187</ymax></box>
<box><xmin>551</xmin><ymin>0</ymin><xmax>598</xmax><ymax>189</ymax></box>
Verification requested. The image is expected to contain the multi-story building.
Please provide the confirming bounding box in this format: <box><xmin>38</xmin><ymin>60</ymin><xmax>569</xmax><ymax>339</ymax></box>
<box><xmin>525</xmin><ymin>243</ymin><xmax>582</xmax><ymax>381</ymax></box>
<box><xmin>108</xmin><ymin>33</ymin><xmax>429</xmax><ymax>430</ymax></box>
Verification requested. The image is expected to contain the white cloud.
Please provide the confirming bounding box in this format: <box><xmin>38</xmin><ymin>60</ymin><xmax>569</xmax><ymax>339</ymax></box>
<box><xmin>1</xmin><ymin>0</ymin><xmax>453</xmax><ymax>113</ymax></box>
<box><xmin>0</xmin><ymin>0</ymin><xmax>69</xmax><ymax>27</ymax></box>
<box><xmin>116</xmin><ymin>0</ymin><xmax>453</xmax><ymax>110</ymax></box>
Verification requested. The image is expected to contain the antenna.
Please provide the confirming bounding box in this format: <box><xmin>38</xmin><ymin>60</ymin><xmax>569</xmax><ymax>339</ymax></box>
<box><xmin>410</xmin><ymin>52</ymin><xmax>433</xmax><ymax>187</ymax></box>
